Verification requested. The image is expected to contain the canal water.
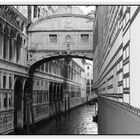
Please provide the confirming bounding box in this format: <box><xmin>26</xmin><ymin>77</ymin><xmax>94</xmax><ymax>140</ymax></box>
<box><xmin>34</xmin><ymin>104</ymin><xmax>98</xmax><ymax>135</ymax></box>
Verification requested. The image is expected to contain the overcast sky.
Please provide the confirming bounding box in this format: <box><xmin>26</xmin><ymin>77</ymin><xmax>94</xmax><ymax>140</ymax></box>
<box><xmin>77</xmin><ymin>6</ymin><xmax>95</xmax><ymax>14</ymax></box>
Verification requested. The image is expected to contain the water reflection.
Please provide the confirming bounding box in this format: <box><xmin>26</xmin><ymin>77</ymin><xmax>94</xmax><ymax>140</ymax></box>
<box><xmin>35</xmin><ymin>104</ymin><xmax>98</xmax><ymax>135</ymax></box>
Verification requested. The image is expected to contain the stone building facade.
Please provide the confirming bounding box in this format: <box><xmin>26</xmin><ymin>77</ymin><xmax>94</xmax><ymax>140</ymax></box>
<box><xmin>85</xmin><ymin>61</ymin><xmax>93</xmax><ymax>100</ymax></box>
<box><xmin>93</xmin><ymin>6</ymin><xmax>140</xmax><ymax>134</ymax></box>
<box><xmin>93</xmin><ymin>6</ymin><xmax>130</xmax><ymax>103</ymax></box>
<box><xmin>0</xmin><ymin>6</ymin><xmax>89</xmax><ymax>134</ymax></box>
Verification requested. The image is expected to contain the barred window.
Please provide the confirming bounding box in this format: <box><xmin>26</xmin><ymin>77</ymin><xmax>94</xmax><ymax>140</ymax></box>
<box><xmin>81</xmin><ymin>34</ymin><xmax>89</xmax><ymax>42</ymax></box>
<box><xmin>49</xmin><ymin>34</ymin><xmax>57</xmax><ymax>43</ymax></box>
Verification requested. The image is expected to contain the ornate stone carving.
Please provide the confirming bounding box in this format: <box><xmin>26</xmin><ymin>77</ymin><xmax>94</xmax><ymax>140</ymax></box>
<box><xmin>0</xmin><ymin>110</ymin><xmax>14</xmax><ymax>134</ymax></box>
<box><xmin>0</xmin><ymin>6</ymin><xmax>28</xmax><ymax>32</ymax></box>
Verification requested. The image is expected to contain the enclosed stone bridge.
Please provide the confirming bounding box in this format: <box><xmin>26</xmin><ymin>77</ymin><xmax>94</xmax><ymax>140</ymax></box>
<box><xmin>24</xmin><ymin>7</ymin><xmax>94</xmax><ymax>133</ymax></box>
<box><xmin>27</xmin><ymin>6</ymin><xmax>93</xmax><ymax>74</ymax></box>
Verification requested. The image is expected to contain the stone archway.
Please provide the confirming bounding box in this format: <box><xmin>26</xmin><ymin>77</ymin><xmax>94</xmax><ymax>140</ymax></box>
<box><xmin>14</xmin><ymin>78</ymin><xmax>23</xmax><ymax>130</ymax></box>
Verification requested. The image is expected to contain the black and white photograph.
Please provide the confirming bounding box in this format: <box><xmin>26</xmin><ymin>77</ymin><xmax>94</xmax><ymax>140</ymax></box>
<box><xmin>0</xmin><ymin>0</ymin><xmax>139</xmax><ymax>136</ymax></box>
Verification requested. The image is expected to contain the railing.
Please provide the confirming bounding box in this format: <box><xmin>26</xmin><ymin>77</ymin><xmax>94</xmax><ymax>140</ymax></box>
<box><xmin>99</xmin><ymin>95</ymin><xmax>140</xmax><ymax>117</ymax></box>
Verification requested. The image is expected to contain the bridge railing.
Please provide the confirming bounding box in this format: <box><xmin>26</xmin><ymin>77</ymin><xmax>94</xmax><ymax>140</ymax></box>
<box><xmin>99</xmin><ymin>95</ymin><xmax>140</xmax><ymax>117</ymax></box>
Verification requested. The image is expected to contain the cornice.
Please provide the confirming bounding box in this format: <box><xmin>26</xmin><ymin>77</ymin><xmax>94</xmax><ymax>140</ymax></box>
<box><xmin>9</xmin><ymin>6</ymin><xmax>30</xmax><ymax>25</ymax></box>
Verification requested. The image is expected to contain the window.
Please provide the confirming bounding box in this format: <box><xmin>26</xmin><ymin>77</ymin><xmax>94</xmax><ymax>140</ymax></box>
<box><xmin>127</xmin><ymin>77</ymin><xmax>129</xmax><ymax>87</ymax></box>
<box><xmin>87</xmin><ymin>87</ymin><xmax>90</xmax><ymax>93</ymax></box>
<box><xmin>81</xmin><ymin>34</ymin><xmax>89</xmax><ymax>42</ymax></box>
<box><xmin>9</xmin><ymin>94</ymin><xmax>12</xmax><ymax>107</ymax></box>
<box><xmin>38</xmin><ymin>93</ymin><xmax>42</xmax><ymax>103</ymax></box>
<box><xmin>123</xmin><ymin>77</ymin><xmax>129</xmax><ymax>88</ymax></box>
<box><xmin>91</xmin><ymin>87</ymin><xmax>93</xmax><ymax>92</ymax></box>
<box><xmin>16</xmin><ymin>35</ymin><xmax>21</xmax><ymax>63</ymax></box>
<box><xmin>45</xmin><ymin>82</ymin><xmax>48</xmax><ymax>88</ymax></box>
<box><xmin>3</xmin><ymin>76</ymin><xmax>6</xmax><ymax>89</ymax></box>
<box><xmin>47</xmin><ymin>91</ymin><xmax>49</xmax><ymax>101</ymax></box>
<box><xmin>43</xmin><ymin>93</ymin><xmax>47</xmax><ymax>102</ymax></box>
<box><xmin>49</xmin><ymin>34</ymin><xmax>57</xmax><ymax>43</ymax></box>
<box><xmin>9</xmin><ymin>32</ymin><xmax>13</xmax><ymax>61</ymax></box>
<box><xmin>124</xmin><ymin>63</ymin><xmax>129</xmax><ymax>74</ymax></box>
<box><xmin>126</xmin><ymin>47</ymin><xmax>129</xmax><ymax>58</ymax></box>
<box><xmin>87</xmin><ymin>79</ymin><xmax>90</xmax><ymax>85</ymax></box>
<box><xmin>91</xmin><ymin>80</ymin><xmax>93</xmax><ymax>85</ymax></box>
<box><xmin>87</xmin><ymin>66</ymin><xmax>89</xmax><ymax>69</ymax></box>
<box><xmin>37</xmin><ymin>80</ymin><xmax>39</xmax><ymax>86</ymax></box>
<box><xmin>3</xmin><ymin>28</ymin><xmax>8</xmax><ymax>60</ymax></box>
<box><xmin>9</xmin><ymin>77</ymin><xmax>12</xmax><ymax>89</ymax></box>
<box><xmin>41</xmin><ymin>81</ymin><xmax>43</xmax><ymax>86</ymax></box>
<box><xmin>3</xmin><ymin>94</ymin><xmax>7</xmax><ymax>108</ymax></box>
<box><xmin>119</xmin><ymin>73</ymin><xmax>123</xmax><ymax>81</ymax></box>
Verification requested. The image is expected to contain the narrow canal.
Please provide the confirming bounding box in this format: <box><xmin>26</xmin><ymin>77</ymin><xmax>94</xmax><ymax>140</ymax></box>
<box><xmin>34</xmin><ymin>104</ymin><xmax>98</xmax><ymax>135</ymax></box>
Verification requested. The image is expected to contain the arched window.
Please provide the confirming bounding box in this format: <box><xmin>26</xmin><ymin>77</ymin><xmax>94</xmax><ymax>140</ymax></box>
<box><xmin>3</xmin><ymin>28</ymin><xmax>8</xmax><ymax>60</ymax></box>
<box><xmin>9</xmin><ymin>31</ymin><xmax>13</xmax><ymax>61</ymax></box>
<box><xmin>16</xmin><ymin>34</ymin><xmax>21</xmax><ymax>63</ymax></box>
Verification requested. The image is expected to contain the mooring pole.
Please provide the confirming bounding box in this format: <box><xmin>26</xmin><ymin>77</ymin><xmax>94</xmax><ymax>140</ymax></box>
<box><xmin>68</xmin><ymin>97</ymin><xmax>70</xmax><ymax>111</ymax></box>
<box><xmin>65</xmin><ymin>98</ymin><xmax>67</xmax><ymax>114</ymax></box>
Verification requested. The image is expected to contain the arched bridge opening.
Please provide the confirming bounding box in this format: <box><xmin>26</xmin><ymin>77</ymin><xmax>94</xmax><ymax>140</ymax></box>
<box><xmin>25</xmin><ymin>54</ymin><xmax>93</xmax><ymax>133</ymax></box>
<box><xmin>28</xmin><ymin>53</ymin><xmax>93</xmax><ymax>76</ymax></box>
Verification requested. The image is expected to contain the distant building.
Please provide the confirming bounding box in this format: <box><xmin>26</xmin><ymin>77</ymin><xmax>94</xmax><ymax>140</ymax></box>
<box><xmin>85</xmin><ymin>60</ymin><xmax>93</xmax><ymax>100</ymax></box>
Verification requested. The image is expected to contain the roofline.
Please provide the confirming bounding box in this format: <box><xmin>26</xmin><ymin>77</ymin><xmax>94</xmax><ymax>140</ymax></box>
<box><xmin>28</xmin><ymin>29</ymin><xmax>93</xmax><ymax>33</ymax></box>
<box><xmin>28</xmin><ymin>14</ymin><xmax>93</xmax><ymax>31</ymax></box>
